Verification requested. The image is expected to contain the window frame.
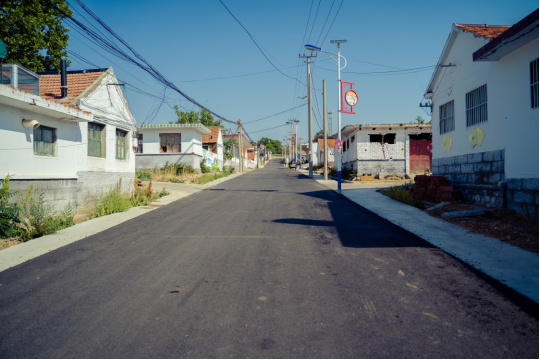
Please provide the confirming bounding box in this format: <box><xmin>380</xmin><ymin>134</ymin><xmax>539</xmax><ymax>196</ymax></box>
<box><xmin>88</xmin><ymin>122</ymin><xmax>105</xmax><ymax>158</ymax></box>
<box><xmin>439</xmin><ymin>100</ymin><xmax>455</xmax><ymax>134</ymax></box>
<box><xmin>531</xmin><ymin>58</ymin><xmax>539</xmax><ymax>109</ymax></box>
<box><xmin>159</xmin><ymin>133</ymin><xmax>181</xmax><ymax>153</ymax></box>
<box><xmin>116</xmin><ymin>129</ymin><xmax>127</xmax><ymax>160</ymax></box>
<box><xmin>466</xmin><ymin>84</ymin><xmax>488</xmax><ymax>127</ymax></box>
<box><xmin>33</xmin><ymin>125</ymin><xmax>56</xmax><ymax>156</ymax></box>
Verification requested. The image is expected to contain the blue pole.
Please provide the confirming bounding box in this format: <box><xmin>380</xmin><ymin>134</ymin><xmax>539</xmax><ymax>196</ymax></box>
<box><xmin>338</xmin><ymin>170</ymin><xmax>342</xmax><ymax>193</ymax></box>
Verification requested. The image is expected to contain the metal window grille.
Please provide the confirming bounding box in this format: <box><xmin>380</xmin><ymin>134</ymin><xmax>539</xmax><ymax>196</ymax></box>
<box><xmin>439</xmin><ymin>100</ymin><xmax>455</xmax><ymax>134</ymax></box>
<box><xmin>159</xmin><ymin>133</ymin><xmax>181</xmax><ymax>153</ymax></box>
<box><xmin>116</xmin><ymin>130</ymin><xmax>126</xmax><ymax>160</ymax></box>
<box><xmin>88</xmin><ymin>123</ymin><xmax>104</xmax><ymax>157</ymax></box>
<box><xmin>466</xmin><ymin>85</ymin><xmax>488</xmax><ymax>127</ymax></box>
<box><xmin>33</xmin><ymin>126</ymin><xmax>56</xmax><ymax>156</ymax></box>
<box><xmin>531</xmin><ymin>59</ymin><xmax>538</xmax><ymax>109</ymax></box>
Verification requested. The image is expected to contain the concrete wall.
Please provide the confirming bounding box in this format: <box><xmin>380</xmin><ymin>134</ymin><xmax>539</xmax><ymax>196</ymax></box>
<box><xmin>135</xmin><ymin>153</ymin><xmax>202</xmax><ymax>171</ymax></box>
<box><xmin>77</xmin><ymin>171</ymin><xmax>135</xmax><ymax>206</ymax></box>
<box><xmin>430</xmin><ymin>29</ymin><xmax>539</xmax><ymax>210</ymax></box>
<box><xmin>342</xmin><ymin>126</ymin><xmax>430</xmax><ymax>176</ymax></box>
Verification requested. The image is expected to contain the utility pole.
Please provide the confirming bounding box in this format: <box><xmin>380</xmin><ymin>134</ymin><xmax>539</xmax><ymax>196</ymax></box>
<box><xmin>287</xmin><ymin>119</ymin><xmax>299</xmax><ymax>165</ymax></box>
<box><xmin>299</xmin><ymin>53</ymin><xmax>316</xmax><ymax>177</ymax></box>
<box><xmin>323</xmin><ymin>79</ymin><xmax>328</xmax><ymax>181</ymax></box>
<box><xmin>256</xmin><ymin>141</ymin><xmax>259</xmax><ymax>169</ymax></box>
<box><xmin>237</xmin><ymin>120</ymin><xmax>243</xmax><ymax>173</ymax></box>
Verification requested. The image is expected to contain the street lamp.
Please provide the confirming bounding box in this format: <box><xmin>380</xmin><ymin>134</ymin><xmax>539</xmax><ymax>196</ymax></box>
<box><xmin>304</xmin><ymin>40</ymin><xmax>347</xmax><ymax>193</ymax></box>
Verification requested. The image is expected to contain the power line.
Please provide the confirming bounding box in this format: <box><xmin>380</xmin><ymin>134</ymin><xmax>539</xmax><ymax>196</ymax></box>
<box><xmin>315</xmin><ymin>0</ymin><xmax>336</xmax><ymax>46</ymax></box>
<box><xmin>307</xmin><ymin>0</ymin><xmax>322</xmax><ymax>43</ymax></box>
<box><xmin>320</xmin><ymin>0</ymin><xmax>344</xmax><ymax>46</ymax></box>
<box><xmin>244</xmin><ymin>104</ymin><xmax>308</xmax><ymax>124</ymax></box>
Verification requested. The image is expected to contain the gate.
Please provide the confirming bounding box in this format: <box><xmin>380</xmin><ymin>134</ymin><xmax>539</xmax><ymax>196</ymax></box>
<box><xmin>409</xmin><ymin>140</ymin><xmax>432</xmax><ymax>173</ymax></box>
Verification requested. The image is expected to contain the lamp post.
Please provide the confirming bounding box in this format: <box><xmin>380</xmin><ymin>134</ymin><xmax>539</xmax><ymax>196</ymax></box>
<box><xmin>304</xmin><ymin>40</ymin><xmax>347</xmax><ymax>193</ymax></box>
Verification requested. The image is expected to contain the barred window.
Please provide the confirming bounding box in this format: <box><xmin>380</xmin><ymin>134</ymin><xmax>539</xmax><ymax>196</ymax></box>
<box><xmin>116</xmin><ymin>130</ymin><xmax>127</xmax><ymax>160</ymax></box>
<box><xmin>531</xmin><ymin>59</ymin><xmax>538</xmax><ymax>109</ymax></box>
<box><xmin>466</xmin><ymin>85</ymin><xmax>487</xmax><ymax>127</ymax></box>
<box><xmin>135</xmin><ymin>133</ymin><xmax>143</xmax><ymax>154</ymax></box>
<box><xmin>88</xmin><ymin>123</ymin><xmax>105</xmax><ymax>157</ymax></box>
<box><xmin>159</xmin><ymin>133</ymin><xmax>181</xmax><ymax>153</ymax></box>
<box><xmin>439</xmin><ymin>100</ymin><xmax>455</xmax><ymax>134</ymax></box>
<box><xmin>34</xmin><ymin>126</ymin><xmax>56</xmax><ymax>156</ymax></box>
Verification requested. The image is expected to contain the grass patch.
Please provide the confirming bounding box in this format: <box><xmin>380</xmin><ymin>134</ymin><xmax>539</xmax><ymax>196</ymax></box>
<box><xmin>381</xmin><ymin>186</ymin><xmax>424</xmax><ymax>209</ymax></box>
<box><xmin>136</xmin><ymin>162</ymin><xmax>197</xmax><ymax>183</ymax></box>
<box><xmin>197</xmin><ymin>170</ymin><xmax>234</xmax><ymax>185</ymax></box>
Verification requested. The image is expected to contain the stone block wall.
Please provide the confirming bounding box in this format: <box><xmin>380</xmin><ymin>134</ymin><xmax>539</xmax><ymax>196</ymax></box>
<box><xmin>9</xmin><ymin>178</ymin><xmax>78</xmax><ymax>211</ymax></box>
<box><xmin>506</xmin><ymin>178</ymin><xmax>539</xmax><ymax>214</ymax></box>
<box><xmin>343</xmin><ymin>159</ymin><xmax>406</xmax><ymax>176</ymax></box>
<box><xmin>433</xmin><ymin>149</ymin><xmax>506</xmax><ymax>207</ymax></box>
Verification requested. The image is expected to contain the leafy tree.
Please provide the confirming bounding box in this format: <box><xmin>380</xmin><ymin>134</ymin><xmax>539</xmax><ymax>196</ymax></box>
<box><xmin>314</xmin><ymin>129</ymin><xmax>324</xmax><ymax>139</ymax></box>
<box><xmin>259</xmin><ymin>137</ymin><xmax>282</xmax><ymax>154</ymax></box>
<box><xmin>223</xmin><ymin>137</ymin><xmax>236</xmax><ymax>167</ymax></box>
<box><xmin>173</xmin><ymin>106</ymin><xmax>224</xmax><ymax>129</ymax></box>
<box><xmin>0</xmin><ymin>0</ymin><xmax>73</xmax><ymax>72</ymax></box>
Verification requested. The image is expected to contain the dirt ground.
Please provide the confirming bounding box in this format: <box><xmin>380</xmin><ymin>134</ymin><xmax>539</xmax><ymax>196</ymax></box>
<box><xmin>428</xmin><ymin>203</ymin><xmax>539</xmax><ymax>254</ymax></box>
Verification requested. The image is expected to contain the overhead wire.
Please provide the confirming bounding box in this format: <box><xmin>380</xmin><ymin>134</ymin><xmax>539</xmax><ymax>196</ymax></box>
<box><xmin>319</xmin><ymin>0</ymin><xmax>344</xmax><ymax>46</ymax></box>
<box><xmin>315</xmin><ymin>0</ymin><xmax>336</xmax><ymax>46</ymax></box>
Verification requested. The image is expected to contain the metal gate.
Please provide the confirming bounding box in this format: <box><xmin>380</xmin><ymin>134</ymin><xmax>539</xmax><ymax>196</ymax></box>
<box><xmin>409</xmin><ymin>139</ymin><xmax>432</xmax><ymax>173</ymax></box>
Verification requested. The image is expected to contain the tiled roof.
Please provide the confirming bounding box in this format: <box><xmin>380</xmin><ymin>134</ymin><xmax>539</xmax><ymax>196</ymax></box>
<box><xmin>224</xmin><ymin>133</ymin><xmax>251</xmax><ymax>146</ymax></box>
<box><xmin>318</xmin><ymin>138</ymin><xmax>336</xmax><ymax>149</ymax></box>
<box><xmin>202</xmin><ymin>126</ymin><xmax>221</xmax><ymax>144</ymax></box>
<box><xmin>455</xmin><ymin>24</ymin><xmax>511</xmax><ymax>39</ymax></box>
<box><xmin>37</xmin><ymin>69</ymin><xmax>107</xmax><ymax>103</ymax></box>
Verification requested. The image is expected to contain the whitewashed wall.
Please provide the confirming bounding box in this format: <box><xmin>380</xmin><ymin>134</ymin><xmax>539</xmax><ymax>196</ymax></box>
<box><xmin>139</xmin><ymin>128</ymin><xmax>202</xmax><ymax>155</ymax></box>
<box><xmin>430</xmin><ymin>32</ymin><xmax>539</xmax><ymax>179</ymax></box>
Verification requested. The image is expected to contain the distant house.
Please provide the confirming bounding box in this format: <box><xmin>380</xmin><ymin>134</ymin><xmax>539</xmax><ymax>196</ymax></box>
<box><xmin>223</xmin><ymin>133</ymin><xmax>250</xmax><ymax>169</ymax></box>
<box><xmin>0</xmin><ymin>64</ymin><xmax>136</xmax><ymax>208</ymax></box>
<box><xmin>424</xmin><ymin>9</ymin><xmax>539</xmax><ymax>210</ymax></box>
<box><xmin>202</xmin><ymin>126</ymin><xmax>223</xmax><ymax>170</ymax></box>
<box><xmin>340</xmin><ymin>124</ymin><xmax>432</xmax><ymax>177</ymax></box>
<box><xmin>135</xmin><ymin>123</ymin><xmax>211</xmax><ymax>171</ymax></box>
<box><xmin>313</xmin><ymin>137</ymin><xmax>336</xmax><ymax>167</ymax></box>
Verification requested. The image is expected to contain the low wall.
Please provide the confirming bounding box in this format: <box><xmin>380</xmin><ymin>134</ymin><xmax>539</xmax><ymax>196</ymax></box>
<box><xmin>506</xmin><ymin>178</ymin><xmax>539</xmax><ymax>214</ymax></box>
<box><xmin>76</xmin><ymin>171</ymin><xmax>135</xmax><ymax>206</ymax></box>
<box><xmin>135</xmin><ymin>153</ymin><xmax>202</xmax><ymax>171</ymax></box>
<box><xmin>9</xmin><ymin>178</ymin><xmax>78</xmax><ymax>211</ymax></box>
<box><xmin>344</xmin><ymin>159</ymin><xmax>406</xmax><ymax>176</ymax></box>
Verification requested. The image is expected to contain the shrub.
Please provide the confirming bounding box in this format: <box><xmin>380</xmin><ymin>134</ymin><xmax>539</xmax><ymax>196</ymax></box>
<box><xmin>169</xmin><ymin>178</ymin><xmax>184</xmax><ymax>183</ymax></box>
<box><xmin>136</xmin><ymin>171</ymin><xmax>152</xmax><ymax>181</ymax></box>
<box><xmin>89</xmin><ymin>189</ymin><xmax>131</xmax><ymax>218</ymax></box>
<box><xmin>0</xmin><ymin>175</ymin><xmax>27</xmax><ymax>239</ymax></box>
<box><xmin>381</xmin><ymin>186</ymin><xmax>423</xmax><ymax>209</ymax></box>
<box><xmin>223</xmin><ymin>166</ymin><xmax>235</xmax><ymax>173</ymax></box>
<box><xmin>25</xmin><ymin>194</ymin><xmax>74</xmax><ymax>239</ymax></box>
<box><xmin>159</xmin><ymin>188</ymin><xmax>169</xmax><ymax>197</ymax></box>
<box><xmin>200</xmin><ymin>159</ymin><xmax>211</xmax><ymax>173</ymax></box>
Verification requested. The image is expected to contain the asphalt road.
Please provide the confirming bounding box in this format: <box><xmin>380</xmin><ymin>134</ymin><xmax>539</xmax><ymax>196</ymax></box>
<box><xmin>0</xmin><ymin>160</ymin><xmax>537</xmax><ymax>358</ymax></box>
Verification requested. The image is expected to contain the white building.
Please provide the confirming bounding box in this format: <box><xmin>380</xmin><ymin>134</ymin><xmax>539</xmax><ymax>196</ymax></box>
<box><xmin>425</xmin><ymin>9</ymin><xmax>539</xmax><ymax>210</ymax></box>
<box><xmin>0</xmin><ymin>65</ymin><xmax>137</xmax><ymax>209</ymax></box>
<box><xmin>222</xmin><ymin>134</ymin><xmax>250</xmax><ymax>170</ymax></box>
<box><xmin>135</xmin><ymin>123</ymin><xmax>211</xmax><ymax>171</ymax></box>
<box><xmin>202</xmin><ymin>126</ymin><xmax>224</xmax><ymax>170</ymax></box>
<box><xmin>340</xmin><ymin>124</ymin><xmax>432</xmax><ymax>177</ymax></box>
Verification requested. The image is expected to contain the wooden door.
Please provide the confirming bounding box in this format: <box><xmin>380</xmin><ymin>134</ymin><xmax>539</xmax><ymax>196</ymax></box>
<box><xmin>410</xmin><ymin>139</ymin><xmax>432</xmax><ymax>173</ymax></box>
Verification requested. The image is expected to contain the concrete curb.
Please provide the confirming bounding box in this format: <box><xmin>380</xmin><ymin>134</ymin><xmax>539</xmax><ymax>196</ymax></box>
<box><xmin>0</xmin><ymin>171</ymin><xmax>245</xmax><ymax>273</ymax></box>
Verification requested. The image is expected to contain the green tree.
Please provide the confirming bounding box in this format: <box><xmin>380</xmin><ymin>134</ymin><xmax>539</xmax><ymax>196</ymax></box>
<box><xmin>223</xmin><ymin>137</ymin><xmax>236</xmax><ymax>167</ymax></box>
<box><xmin>259</xmin><ymin>137</ymin><xmax>282</xmax><ymax>154</ymax></box>
<box><xmin>314</xmin><ymin>129</ymin><xmax>324</xmax><ymax>139</ymax></box>
<box><xmin>173</xmin><ymin>106</ymin><xmax>224</xmax><ymax>129</ymax></box>
<box><xmin>0</xmin><ymin>0</ymin><xmax>73</xmax><ymax>72</ymax></box>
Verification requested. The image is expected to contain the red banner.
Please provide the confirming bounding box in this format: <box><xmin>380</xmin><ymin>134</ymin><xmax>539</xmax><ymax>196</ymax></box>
<box><xmin>341</xmin><ymin>80</ymin><xmax>358</xmax><ymax>114</ymax></box>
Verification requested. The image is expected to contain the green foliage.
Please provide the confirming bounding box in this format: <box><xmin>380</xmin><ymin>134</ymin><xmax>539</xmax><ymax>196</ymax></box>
<box><xmin>159</xmin><ymin>188</ymin><xmax>169</xmax><ymax>197</ymax></box>
<box><xmin>172</xmin><ymin>107</ymin><xmax>224</xmax><ymax>129</ymax></box>
<box><xmin>197</xmin><ymin>169</ymin><xmax>234</xmax><ymax>185</ymax></box>
<box><xmin>136</xmin><ymin>171</ymin><xmax>152</xmax><ymax>181</ymax></box>
<box><xmin>223</xmin><ymin>166</ymin><xmax>235</xmax><ymax>173</ymax></box>
<box><xmin>327</xmin><ymin>166</ymin><xmax>356</xmax><ymax>180</ymax></box>
<box><xmin>0</xmin><ymin>175</ymin><xmax>27</xmax><ymax>239</ymax></box>
<box><xmin>25</xmin><ymin>194</ymin><xmax>74</xmax><ymax>239</ymax></box>
<box><xmin>0</xmin><ymin>0</ymin><xmax>73</xmax><ymax>72</ymax></box>
<box><xmin>411</xmin><ymin>116</ymin><xmax>431</xmax><ymax>124</ymax></box>
<box><xmin>168</xmin><ymin>178</ymin><xmax>184</xmax><ymax>183</ymax></box>
<box><xmin>259</xmin><ymin>137</ymin><xmax>282</xmax><ymax>154</ymax></box>
<box><xmin>89</xmin><ymin>189</ymin><xmax>132</xmax><ymax>218</ymax></box>
<box><xmin>381</xmin><ymin>187</ymin><xmax>423</xmax><ymax>209</ymax></box>
<box><xmin>200</xmin><ymin>159</ymin><xmax>211</xmax><ymax>173</ymax></box>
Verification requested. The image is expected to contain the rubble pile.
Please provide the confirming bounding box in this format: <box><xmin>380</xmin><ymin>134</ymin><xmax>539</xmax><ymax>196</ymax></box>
<box><xmin>412</xmin><ymin>175</ymin><xmax>457</xmax><ymax>204</ymax></box>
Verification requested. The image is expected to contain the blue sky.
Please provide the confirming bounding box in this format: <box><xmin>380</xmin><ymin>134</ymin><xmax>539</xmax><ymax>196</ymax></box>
<box><xmin>67</xmin><ymin>0</ymin><xmax>538</xmax><ymax>143</ymax></box>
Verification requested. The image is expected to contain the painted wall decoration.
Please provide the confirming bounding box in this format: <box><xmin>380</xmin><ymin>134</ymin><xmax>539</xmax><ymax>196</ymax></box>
<box><xmin>469</xmin><ymin>127</ymin><xmax>485</xmax><ymax>148</ymax></box>
<box><xmin>442</xmin><ymin>136</ymin><xmax>453</xmax><ymax>152</ymax></box>
<box><xmin>203</xmin><ymin>149</ymin><xmax>219</xmax><ymax>170</ymax></box>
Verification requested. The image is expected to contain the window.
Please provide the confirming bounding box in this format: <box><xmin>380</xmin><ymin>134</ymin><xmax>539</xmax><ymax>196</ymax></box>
<box><xmin>88</xmin><ymin>123</ymin><xmax>105</xmax><ymax>157</ymax></box>
<box><xmin>116</xmin><ymin>129</ymin><xmax>127</xmax><ymax>160</ymax></box>
<box><xmin>369</xmin><ymin>134</ymin><xmax>395</xmax><ymax>144</ymax></box>
<box><xmin>531</xmin><ymin>59</ymin><xmax>538</xmax><ymax>109</ymax></box>
<box><xmin>466</xmin><ymin>85</ymin><xmax>487</xmax><ymax>126</ymax></box>
<box><xmin>202</xmin><ymin>145</ymin><xmax>209</xmax><ymax>151</ymax></box>
<box><xmin>159</xmin><ymin>133</ymin><xmax>181</xmax><ymax>153</ymax></box>
<box><xmin>439</xmin><ymin>100</ymin><xmax>455</xmax><ymax>134</ymax></box>
<box><xmin>34</xmin><ymin>126</ymin><xmax>56</xmax><ymax>156</ymax></box>
<box><xmin>135</xmin><ymin>133</ymin><xmax>143</xmax><ymax>153</ymax></box>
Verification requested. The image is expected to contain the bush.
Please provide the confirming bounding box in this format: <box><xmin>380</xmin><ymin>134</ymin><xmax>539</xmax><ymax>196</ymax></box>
<box><xmin>223</xmin><ymin>166</ymin><xmax>235</xmax><ymax>174</ymax></box>
<box><xmin>0</xmin><ymin>175</ymin><xmax>27</xmax><ymax>239</ymax></box>
<box><xmin>200</xmin><ymin>159</ymin><xmax>211</xmax><ymax>174</ymax></box>
<box><xmin>136</xmin><ymin>171</ymin><xmax>152</xmax><ymax>181</ymax></box>
<box><xmin>25</xmin><ymin>194</ymin><xmax>74</xmax><ymax>239</ymax></box>
<box><xmin>169</xmin><ymin>178</ymin><xmax>184</xmax><ymax>183</ymax></box>
<box><xmin>89</xmin><ymin>189</ymin><xmax>132</xmax><ymax>218</ymax></box>
<box><xmin>381</xmin><ymin>186</ymin><xmax>423</xmax><ymax>209</ymax></box>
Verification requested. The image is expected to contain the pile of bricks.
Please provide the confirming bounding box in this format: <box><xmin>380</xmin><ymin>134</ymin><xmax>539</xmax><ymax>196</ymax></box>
<box><xmin>412</xmin><ymin>175</ymin><xmax>457</xmax><ymax>204</ymax></box>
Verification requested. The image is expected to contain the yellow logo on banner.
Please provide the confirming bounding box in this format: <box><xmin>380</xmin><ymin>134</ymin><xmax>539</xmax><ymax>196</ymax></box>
<box><xmin>469</xmin><ymin>127</ymin><xmax>485</xmax><ymax>148</ymax></box>
<box><xmin>442</xmin><ymin>136</ymin><xmax>453</xmax><ymax>152</ymax></box>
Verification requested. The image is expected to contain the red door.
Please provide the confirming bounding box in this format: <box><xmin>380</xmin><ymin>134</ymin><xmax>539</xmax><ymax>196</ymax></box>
<box><xmin>410</xmin><ymin>140</ymin><xmax>432</xmax><ymax>173</ymax></box>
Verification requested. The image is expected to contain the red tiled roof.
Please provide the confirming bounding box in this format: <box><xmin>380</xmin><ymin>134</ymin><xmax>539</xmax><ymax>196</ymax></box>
<box><xmin>38</xmin><ymin>70</ymin><xmax>106</xmax><ymax>103</ymax></box>
<box><xmin>202</xmin><ymin>126</ymin><xmax>221</xmax><ymax>144</ymax></box>
<box><xmin>455</xmin><ymin>24</ymin><xmax>511</xmax><ymax>39</ymax></box>
<box><xmin>223</xmin><ymin>133</ymin><xmax>250</xmax><ymax>146</ymax></box>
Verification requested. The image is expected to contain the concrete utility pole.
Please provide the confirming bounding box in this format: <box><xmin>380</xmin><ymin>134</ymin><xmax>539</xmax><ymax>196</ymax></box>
<box><xmin>237</xmin><ymin>120</ymin><xmax>243</xmax><ymax>173</ymax></box>
<box><xmin>300</xmin><ymin>53</ymin><xmax>316</xmax><ymax>177</ymax></box>
<box><xmin>323</xmin><ymin>79</ymin><xmax>328</xmax><ymax>181</ymax></box>
<box><xmin>256</xmin><ymin>142</ymin><xmax>259</xmax><ymax>169</ymax></box>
